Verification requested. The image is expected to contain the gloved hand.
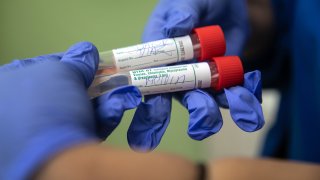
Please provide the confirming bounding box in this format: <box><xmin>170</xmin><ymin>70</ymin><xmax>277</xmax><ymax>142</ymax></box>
<box><xmin>127</xmin><ymin>0</ymin><xmax>263</xmax><ymax>151</ymax></box>
<box><xmin>0</xmin><ymin>42</ymin><xmax>141</xmax><ymax>180</ymax></box>
<box><xmin>142</xmin><ymin>0</ymin><xmax>249</xmax><ymax>56</ymax></box>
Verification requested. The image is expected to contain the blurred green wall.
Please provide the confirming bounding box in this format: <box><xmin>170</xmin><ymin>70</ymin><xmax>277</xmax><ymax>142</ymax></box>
<box><xmin>0</xmin><ymin>0</ymin><xmax>206</xmax><ymax>161</ymax></box>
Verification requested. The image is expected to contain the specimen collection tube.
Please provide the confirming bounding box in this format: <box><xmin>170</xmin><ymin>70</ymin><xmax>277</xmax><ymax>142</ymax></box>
<box><xmin>88</xmin><ymin>56</ymin><xmax>244</xmax><ymax>99</ymax></box>
<box><xmin>97</xmin><ymin>25</ymin><xmax>226</xmax><ymax>76</ymax></box>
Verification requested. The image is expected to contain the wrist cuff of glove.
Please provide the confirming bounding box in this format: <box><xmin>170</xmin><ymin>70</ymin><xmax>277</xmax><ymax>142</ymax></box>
<box><xmin>4</xmin><ymin>126</ymin><xmax>98</xmax><ymax>180</ymax></box>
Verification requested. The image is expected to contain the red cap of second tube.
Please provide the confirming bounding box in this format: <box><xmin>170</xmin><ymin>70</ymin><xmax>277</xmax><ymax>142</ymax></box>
<box><xmin>212</xmin><ymin>56</ymin><xmax>244</xmax><ymax>91</ymax></box>
<box><xmin>193</xmin><ymin>25</ymin><xmax>226</xmax><ymax>61</ymax></box>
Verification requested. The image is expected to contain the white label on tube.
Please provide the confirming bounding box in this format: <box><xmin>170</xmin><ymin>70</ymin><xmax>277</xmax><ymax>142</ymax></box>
<box><xmin>113</xmin><ymin>35</ymin><xmax>194</xmax><ymax>71</ymax></box>
<box><xmin>129</xmin><ymin>62</ymin><xmax>211</xmax><ymax>95</ymax></box>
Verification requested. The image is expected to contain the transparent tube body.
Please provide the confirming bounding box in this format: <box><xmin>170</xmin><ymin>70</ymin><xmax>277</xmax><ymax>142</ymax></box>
<box><xmin>96</xmin><ymin>34</ymin><xmax>201</xmax><ymax>77</ymax></box>
<box><xmin>88</xmin><ymin>61</ymin><xmax>218</xmax><ymax>99</ymax></box>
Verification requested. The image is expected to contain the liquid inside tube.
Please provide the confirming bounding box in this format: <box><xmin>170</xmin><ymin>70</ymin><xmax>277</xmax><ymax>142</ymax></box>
<box><xmin>96</xmin><ymin>51</ymin><xmax>117</xmax><ymax>77</ymax></box>
<box><xmin>88</xmin><ymin>72</ymin><xmax>131</xmax><ymax>98</ymax></box>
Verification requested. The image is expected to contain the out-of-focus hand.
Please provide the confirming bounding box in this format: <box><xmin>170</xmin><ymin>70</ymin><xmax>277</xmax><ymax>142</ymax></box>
<box><xmin>0</xmin><ymin>42</ymin><xmax>141</xmax><ymax>180</ymax></box>
<box><xmin>142</xmin><ymin>0</ymin><xmax>249</xmax><ymax>55</ymax></box>
<box><xmin>127</xmin><ymin>0</ymin><xmax>263</xmax><ymax>151</ymax></box>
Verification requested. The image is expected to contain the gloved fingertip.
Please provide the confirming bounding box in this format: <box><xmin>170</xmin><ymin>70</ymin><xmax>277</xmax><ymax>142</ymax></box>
<box><xmin>61</xmin><ymin>42</ymin><xmax>99</xmax><ymax>87</ymax></box>
<box><xmin>127</xmin><ymin>125</ymin><xmax>164</xmax><ymax>152</ymax></box>
<box><xmin>225</xmin><ymin>88</ymin><xmax>265</xmax><ymax>132</ymax></box>
<box><xmin>238</xmin><ymin>119</ymin><xmax>265</xmax><ymax>132</ymax></box>
<box><xmin>187</xmin><ymin>116</ymin><xmax>223</xmax><ymax>141</ymax></box>
<box><xmin>127</xmin><ymin>125</ymin><xmax>162</xmax><ymax>152</ymax></box>
<box><xmin>188</xmin><ymin>120</ymin><xmax>222</xmax><ymax>140</ymax></box>
<box><xmin>244</xmin><ymin>71</ymin><xmax>263</xmax><ymax>103</ymax></box>
<box><xmin>127</xmin><ymin>94</ymin><xmax>172</xmax><ymax>152</ymax></box>
<box><xmin>179</xmin><ymin>90</ymin><xmax>223</xmax><ymax>140</ymax></box>
<box><xmin>128</xmin><ymin>140</ymin><xmax>156</xmax><ymax>153</ymax></box>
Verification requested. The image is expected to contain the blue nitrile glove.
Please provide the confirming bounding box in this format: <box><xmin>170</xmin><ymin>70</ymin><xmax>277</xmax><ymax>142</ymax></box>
<box><xmin>142</xmin><ymin>0</ymin><xmax>249</xmax><ymax>56</ymax></box>
<box><xmin>0</xmin><ymin>42</ymin><xmax>141</xmax><ymax>180</ymax></box>
<box><xmin>127</xmin><ymin>0</ymin><xmax>263</xmax><ymax>151</ymax></box>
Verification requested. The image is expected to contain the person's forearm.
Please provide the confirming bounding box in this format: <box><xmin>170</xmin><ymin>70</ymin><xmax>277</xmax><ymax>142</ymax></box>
<box><xmin>34</xmin><ymin>143</ymin><xmax>198</xmax><ymax>180</ymax></box>
<box><xmin>208</xmin><ymin>157</ymin><xmax>320</xmax><ymax>180</ymax></box>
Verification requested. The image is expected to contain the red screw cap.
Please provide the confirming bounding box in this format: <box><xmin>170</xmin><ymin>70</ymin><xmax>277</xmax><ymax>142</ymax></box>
<box><xmin>193</xmin><ymin>25</ymin><xmax>226</xmax><ymax>61</ymax></box>
<box><xmin>212</xmin><ymin>56</ymin><xmax>244</xmax><ymax>91</ymax></box>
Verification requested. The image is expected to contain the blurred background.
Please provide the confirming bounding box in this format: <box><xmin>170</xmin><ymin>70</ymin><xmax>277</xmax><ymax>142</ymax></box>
<box><xmin>0</xmin><ymin>0</ymin><xmax>280</xmax><ymax>162</ymax></box>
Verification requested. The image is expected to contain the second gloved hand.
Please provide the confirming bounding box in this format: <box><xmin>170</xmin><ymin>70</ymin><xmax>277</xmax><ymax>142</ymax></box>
<box><xmin>126</xmin><ymin>0</ymin><xmax>263</xmax><ymax>151</ymax></box>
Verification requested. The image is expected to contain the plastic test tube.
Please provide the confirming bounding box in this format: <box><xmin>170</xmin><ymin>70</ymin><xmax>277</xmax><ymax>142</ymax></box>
<box><xmin>88</xmin><ymin>56</ymin><xmax>244</xmax><ymax>99</ymax></box>
<box><xmin>96</xmin><ymin>25</ymin><xmax>226</xmax><ymax>77</ymax></box>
